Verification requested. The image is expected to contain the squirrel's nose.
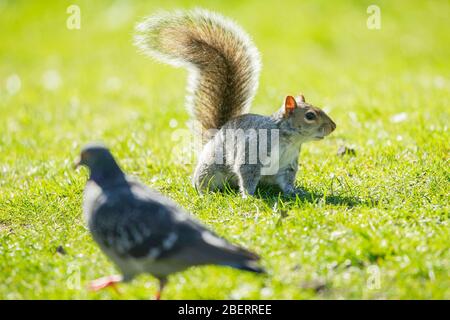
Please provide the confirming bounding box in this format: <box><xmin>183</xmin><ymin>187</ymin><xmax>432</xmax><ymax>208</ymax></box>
<box><xmin>330</xmin><ymin>121</ymin><xmax>336</xmax><ymax>132</ymax></box>
<box><xmin>321</xmin><ymin>122</ymin><xmax>336</xmax><ymax>136</ymax></box>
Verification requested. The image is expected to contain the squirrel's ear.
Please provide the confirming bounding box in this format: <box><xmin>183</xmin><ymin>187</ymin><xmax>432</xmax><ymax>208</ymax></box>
<box><xmin>284</xmin><ymin>95</ymin><xmax>297</xmax><ymax>116</ymax></box>
<box><xmin>298</xmin><ymin>94</ymin><xmax>305</xmax><ymax>103</ymax></box>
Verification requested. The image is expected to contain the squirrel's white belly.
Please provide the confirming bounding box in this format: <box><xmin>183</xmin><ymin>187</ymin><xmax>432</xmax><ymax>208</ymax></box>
<box><xmin>278</xmin><ymin>142</ymin><xmax>302</xmax><ymax>169</ymax></box>
<box><xmin>260</xmin><ymin>142</ymin><xmax>302</xmax><ymax>185</ymax></box>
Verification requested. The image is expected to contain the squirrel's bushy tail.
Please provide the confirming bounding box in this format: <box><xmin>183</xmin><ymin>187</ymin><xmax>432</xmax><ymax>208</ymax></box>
<box><xmin>134</xmin><ymin>9</ymin><xmax>261</xmax><ymax>139</ymax></box>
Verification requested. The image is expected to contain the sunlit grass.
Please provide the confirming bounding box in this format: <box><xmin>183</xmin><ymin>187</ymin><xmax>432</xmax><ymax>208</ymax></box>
<box><xmin>0</xmin><ymin>0</ymin><xmax>448</xmax><ymax>299</ymax></box>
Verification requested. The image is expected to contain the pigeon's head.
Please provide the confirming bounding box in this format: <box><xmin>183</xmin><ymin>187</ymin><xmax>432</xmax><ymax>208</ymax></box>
<box><xmin>75</xmin><ymin>143</ymin><xmax>123</xmax><ymax>181</ymax></box>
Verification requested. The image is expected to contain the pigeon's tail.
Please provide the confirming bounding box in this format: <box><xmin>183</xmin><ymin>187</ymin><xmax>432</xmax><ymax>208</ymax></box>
<box><xmin>195</xmin><ymin>228</ymin><xmax>265</xmax><ymax>274</ymax></box>
<box><xmin>218</xmin><ymin>246</ymin><xmax>266</xmax><ymax>274</ymax></box>
<box><xmin>226</xmin><ymin>260</ymin><xmax>266</xmax><ymax>274</ymax></box>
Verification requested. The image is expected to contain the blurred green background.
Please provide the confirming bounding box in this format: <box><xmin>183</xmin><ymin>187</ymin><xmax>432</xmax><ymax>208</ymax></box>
<box><xmin>0</xmin><ymin>0</ymin><xmax>448</xmax><ymax>299</ymax></box>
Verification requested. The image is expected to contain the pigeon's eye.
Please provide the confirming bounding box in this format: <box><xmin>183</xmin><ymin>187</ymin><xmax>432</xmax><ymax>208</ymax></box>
<box><xmin>305</xmin><ymin>112</ymin><xmax>316</xmax><ymax>121</ymax></box>
<box><xmin>81</xmin><ymin>151</ymin><xmax>91</xmax><ymax>162</ymax></box>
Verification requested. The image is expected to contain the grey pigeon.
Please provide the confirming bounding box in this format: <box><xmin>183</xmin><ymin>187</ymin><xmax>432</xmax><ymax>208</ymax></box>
<box><xmin>74</xmin><ymin>143</ymin><xmax>264</xmax><ymax>299</ymax></box>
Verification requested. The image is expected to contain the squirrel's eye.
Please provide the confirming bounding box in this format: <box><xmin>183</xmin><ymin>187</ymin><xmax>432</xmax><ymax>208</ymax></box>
<box><xmin>305</xmin><ymin>112</ymin><xmax>316</xmax><ymax>121</ymax></box>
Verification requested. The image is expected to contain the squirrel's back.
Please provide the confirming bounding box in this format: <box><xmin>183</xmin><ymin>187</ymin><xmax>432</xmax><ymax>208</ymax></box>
<box><xmin>134</xmin><ymin>9</ymin><xmax>261</xmax><ymax>141</ymax></box>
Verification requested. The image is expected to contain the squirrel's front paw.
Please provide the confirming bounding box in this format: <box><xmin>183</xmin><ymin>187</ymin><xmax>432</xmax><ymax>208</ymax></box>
<box><xmin>240</xmin><ymin>190</ymin><xmax>255</xmax><ymax>199</ymax></box>
<box><xmin>284</xmin><ymin>186</ymin><xmax>306</xmax><ymax>197</ymax></box>
<box><xmin>240</xmin><ymin>188</ymin><xmax>256</xmax><ymax>199</ymax></box>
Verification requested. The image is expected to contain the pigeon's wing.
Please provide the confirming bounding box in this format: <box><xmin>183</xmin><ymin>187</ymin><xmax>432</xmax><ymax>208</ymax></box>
<box><xmin>90</xmin><ymin>179</ymin><xmax>263</xmax><ymax>273</ymax></box>
<box><xmin>133</xmin><ymin>182</ymin><xmax>263</xmax><ymax>271</ymax></box>
<box><xmin>89</xmin><ymin>190</ymin><xmax>180</xmax><ymax>260</ymax></box>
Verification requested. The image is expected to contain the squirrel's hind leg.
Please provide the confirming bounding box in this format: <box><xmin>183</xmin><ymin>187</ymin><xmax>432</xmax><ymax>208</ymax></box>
<box><xmin>193</xmin><ymin>165</ymin><xmax>228</xmax><ymax>194</ymax></box>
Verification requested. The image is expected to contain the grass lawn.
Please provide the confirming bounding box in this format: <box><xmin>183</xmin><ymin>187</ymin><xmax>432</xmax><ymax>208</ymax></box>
<box><xmin>0</xmin><ymin>0</ymin><xmax>448</xmax><ymax>299</ymax></box>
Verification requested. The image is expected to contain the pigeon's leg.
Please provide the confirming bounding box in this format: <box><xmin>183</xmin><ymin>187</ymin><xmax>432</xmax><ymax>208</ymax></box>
<box><xmin>155</xmin><ymin>278</ymin><xmax>167</xmax><ymax>300</ymax></box>
<box><xmin>88</xmin><ymin>275</ymin><xmax>123</xmax><ymax>294</ymax></box>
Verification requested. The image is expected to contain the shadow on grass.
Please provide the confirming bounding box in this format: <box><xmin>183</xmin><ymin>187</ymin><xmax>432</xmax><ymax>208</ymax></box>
<box><xmin>207</xmin><ymin>182</ymin><xmax>375</xmax><ymax>208</ymax></box>
<box><xmin>254</xmin><ymin>186</ymin><xmax>374</xmax><ymax>208</ymax></box>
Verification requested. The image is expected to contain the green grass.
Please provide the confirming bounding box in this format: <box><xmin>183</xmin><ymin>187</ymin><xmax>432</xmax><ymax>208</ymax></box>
<box><xmin>0</xmin><ymin>0</ymin><xmax>449</xmax><ymax>299</ymax></box>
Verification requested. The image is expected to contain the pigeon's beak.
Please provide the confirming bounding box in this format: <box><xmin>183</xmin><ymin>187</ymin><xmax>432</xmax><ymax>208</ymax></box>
<box><xmin>73</xmin><ymin>156</ymin><xmax>82</xmax><ymax>169</ymax></box>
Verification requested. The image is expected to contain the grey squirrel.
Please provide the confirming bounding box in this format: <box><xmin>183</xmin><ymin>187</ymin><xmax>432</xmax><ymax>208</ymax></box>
<box><xmin>134</xmin><ymin>9</ymin><xmax>336</xmax><ymax>198</ymax></box>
